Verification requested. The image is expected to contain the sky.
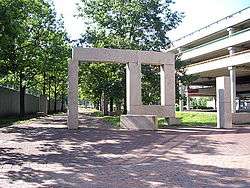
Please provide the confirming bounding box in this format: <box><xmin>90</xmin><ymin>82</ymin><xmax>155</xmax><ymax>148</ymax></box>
<box><xmin>53</xmin><ymin>0</ymin><xmax>250</xmax><ymax>41</ymax></box>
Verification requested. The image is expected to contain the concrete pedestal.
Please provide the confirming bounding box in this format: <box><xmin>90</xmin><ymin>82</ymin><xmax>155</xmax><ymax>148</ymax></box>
<box><xmin>216</xmin><ymin>76</ymin><xmax>232</xmax><ymax>128</ymax></box>
<box><xmin>167</xmin><ymin>117</ymin><xmax>181</xmax><ymax>125</ymax></box>
<box><xmin>120</xmin><ymin>115</ymin><xmax>157</xmax><ymax>130</ymax></box>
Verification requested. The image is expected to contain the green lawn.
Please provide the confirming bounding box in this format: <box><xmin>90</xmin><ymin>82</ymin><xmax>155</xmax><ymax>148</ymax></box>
<box><xmin>158</xmin><ymin>112</ymin><xmax>216</xmax><ymax>128</ymax></box>
<box><xmin>176</xmin><ymin>111</ymin><xmax>216</xmax><ymax>126</ymax></box>
<box><xmin>0</xmin><ymin>112</ymin><xmax>64</xmax><ymax>128</ymax></box>
<box><xmin>102</xmin><ymin>116</ymin><xmax>120</xmax><ymax>128</ymax></box>
<box><xmin>0</xmin><ymin>115</ymin><xmax>38</xmax><ymax>128</ymax></box>
<box><xmin>157</xmin><ymin>112</ymin><xmax>217</xmax><ymax>128</ymax></box>
<box><xmin>87</xmin><ymin>109</ymin><xmax>217</xmax><ymax>128</ymax></box>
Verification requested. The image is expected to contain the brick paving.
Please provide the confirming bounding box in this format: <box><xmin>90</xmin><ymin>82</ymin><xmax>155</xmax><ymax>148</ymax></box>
<box><xmin>0</xmin><ymin>113</ymin><xmax>250</xmax><ymax>188</ymax></box>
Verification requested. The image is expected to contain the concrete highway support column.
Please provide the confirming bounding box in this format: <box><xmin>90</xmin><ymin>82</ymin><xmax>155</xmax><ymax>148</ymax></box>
<box><xmin>227</xmin><ymin>27</ymin><xmax>237</xmax><ymax>113</ymax></box>
<box><xmin>178</xmin><ymin>82</ymin><xmax>184</xmax><ymax>112</ymax></box>
<box><xmin>227</xmin><ymin>26</ymin><xmax>237</xmax><ymax>113</ymax></box>
<box><xmin>185</xmin><ymin>86</ymin><xmax>190</xmax><ymax>111</ymax></box>
<box><xmin>216</xmin><ymin>76</ymin><xmax>232</xmax><ymax>128</ymax></box>
<box><xmin>228</xmin><ymin>46</ymin><xmax>236</xmax><ymax>55</ymax></box>
<box><xmin>126</xmin><ymin>62</ymin><xmax>142</xmax><ymax>114</ymax></box>
<box><xmin>228</xmin><ymin>66</ymin><xmax>236</xmax><ymax>113</ymax></box>
<box><xmin>227</xmin><ymin>46</ymin><xmax>237</xmax><ymax>113</ymax></box>
<box><xmin>227</xmin><ymin>27</ymin><xmax>236</xmax><ymax>37</ymax></box>
<box><xmin>67</xmin><ymin>59</ymin><xmax>79</xmax><ymax>129</ymax></box>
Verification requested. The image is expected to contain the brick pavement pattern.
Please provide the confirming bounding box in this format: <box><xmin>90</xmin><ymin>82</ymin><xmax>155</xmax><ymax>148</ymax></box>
<box><xmin>0</xmin><ymin>113</ymin><xmax>250</xmax><ymax>188</ymax></box>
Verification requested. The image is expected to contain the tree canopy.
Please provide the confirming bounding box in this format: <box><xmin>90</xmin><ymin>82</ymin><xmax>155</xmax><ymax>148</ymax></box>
<box><xmin>0</xmin><ymin>0</ymin><xmax>186</xmax><ymax>116</ymax></box>
<box><xmin>0</xmin><ymin>0</ymin><xmax>70</xmax><ymax>116</ymax></box>
<box><xmin>77</xmin><ymin>0</ymin><xmax>183</xmax><ymax>114</ymax></box>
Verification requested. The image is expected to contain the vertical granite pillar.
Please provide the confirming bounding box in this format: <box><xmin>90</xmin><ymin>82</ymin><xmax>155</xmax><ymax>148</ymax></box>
<box><xmin>67</xmin><ymin>59</ymin><xmax>79</xmax><ymax>129</ymax></box>
<box><xmin>216</xmin><ymin>76</ymin><xmax>232</xmax><ymax>128</ymax></box>
<box><xmin>160</xmin><ymin>61</ymin><xmax>179</xmax><ymax>125</ymax></box>
<box><xmin>126</xmin><ymin>62</ymin><xmax>142</xmax><ymax>114</ymax></box>
<box><xmin>160</xmin><ymin>64</ymin><xmax>175</xmax><ymax>108</ymax></box>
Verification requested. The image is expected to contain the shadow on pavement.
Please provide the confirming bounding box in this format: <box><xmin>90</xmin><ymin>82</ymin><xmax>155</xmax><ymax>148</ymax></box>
<box><xmin>0</xmin><ymin>113</ymin><xmax>249</xmax><ymax>187</ymax></box>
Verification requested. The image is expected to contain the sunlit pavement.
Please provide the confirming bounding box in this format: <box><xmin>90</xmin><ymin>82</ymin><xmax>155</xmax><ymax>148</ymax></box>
<box><xmin>0</xmin><ymin>113</ymin><xmax>249</xmax><ymax>188</ymax></box>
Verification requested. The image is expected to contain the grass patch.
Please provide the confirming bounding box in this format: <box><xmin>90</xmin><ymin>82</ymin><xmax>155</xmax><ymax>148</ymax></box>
<box><xmin>0</xmin><ymin>114</ymin><xmax>38</xmax><ymax>128</ymax></box>
<box><xmin>150</xmin><ymin>112</ymin><xmax>217</xmax><ymax>128</ymax></box>
<box><xmin>0</xmin><ymin>111</ymin><xmax>64</xmax><ymax>128</ymax></box>
<box><xmin>102</xmin><ymin>116</ymin><xmax>120</xmax><ymax>128</ymax></box>
<box><xmin>91</xmin><ymin>111</ymin><xmax>104</xmax><ymax>117</ymax></box>
<box><xmin>176</xmin><ymin>111</ymin><xmax>216</xmax><ymax>127</ymax></box>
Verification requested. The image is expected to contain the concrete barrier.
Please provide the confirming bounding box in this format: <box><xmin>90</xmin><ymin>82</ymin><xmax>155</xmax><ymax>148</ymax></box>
<box><xmin>233</xmin><ymin>113</ymin><xmax>250</xmax><ymax>125</ymax></box>
<box><xmin>39</xmin><ymin>95</ymin><xmax>48</xmax><ymax>114</ymax></box>
<box><xmin>0</xmin><ymin>87</ymin><xmax>20</xmax><ymax>116</ymax></box>
<box><xmin>0</xmin><ymin>87</ymin><xmax>66</xmax><ymax>117</ymax></box>
<box><xmin>48</xmin><ymin>99</ymin><xmax>64</xmax><ymax>112</ymax></box>
<box><xmin>25</xmin><ymin>93</ymin><xmax>40</xmax><ymax>114</ymax></box>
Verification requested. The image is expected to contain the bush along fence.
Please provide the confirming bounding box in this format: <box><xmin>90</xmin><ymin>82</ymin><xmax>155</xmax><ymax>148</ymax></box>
<box><xmin>0</xmin><ymin>86</ymin><xmax>66</xmax><ymax>117</ymax></box>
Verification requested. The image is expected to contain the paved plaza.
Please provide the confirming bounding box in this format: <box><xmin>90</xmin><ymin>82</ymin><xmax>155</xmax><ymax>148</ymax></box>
<box><xmin>0</xmin><ymin>113</ymin><xmax>250</xmax><ymax>188</ymax></box>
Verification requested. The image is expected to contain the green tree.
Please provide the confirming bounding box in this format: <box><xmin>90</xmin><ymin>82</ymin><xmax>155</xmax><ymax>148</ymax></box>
<box><xmin>77</xmin><ymin>0</ymin><xmax>183</xmax><ymax>113</ymax></box>
<box><xmin>175</xmin><ymin>59</ymin><xmax>199</xmax><ymax>104</ymax></box>
<box><xmin>0</xmin><ymin>0</ymin><xmax>70</xmax><ymax>116</ymax></box>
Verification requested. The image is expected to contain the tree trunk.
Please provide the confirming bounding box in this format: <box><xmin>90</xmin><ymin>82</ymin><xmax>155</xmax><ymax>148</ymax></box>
<box><xmin>99</xmin><ymin>95</ymin><xmax>102</xmax><ymax>111</ymax></box>
<box><xmin>110</xmin><ymin>97</ymin><xmax>114</xmax><ymax>113</ymax></box>
<box><xmin>48</xmin><ymin>78</ymin><xmax>51</xmax><ymax>113</ymax></box>
<box><xmin>123</xmin><ymin>96</ymin><xmax>127</xmax><ymax>114</ymax></box>
<box><xmin>61</xmin><ymin>94</ymin><xmax>64</xmax><ymax>112</ymax></box>
<box><xmin>19</xmin><ymin>74</ymin><xmax>26</xmax><ymax>117</ymax></box>
<box><xmin>54</xmin><ymin>83</ymin><xmax>57</xmax><ymax>113</ymax></box>
<box><xmin>43</xmin><ymin>71</ymin><xmax>46</xmax><ymax>95</ymax></box>
<box><xmin>116</xmin><ymin>102</ymin><xmax>121</xmax><ymax>111</ymax></box>
<box><xmin>103</xmin><ymin>92</ymin><xmax>108</xmax><ymax>116</ymax></box>
<box><xmin>94</xmin><ymin>102</ymin><xmax>98</xmax><ymax>110</ymax></box>
<box><xmin>20</xmin><ymin>86</ymin><xmax>26</xmax><ymax>117</ymax></box>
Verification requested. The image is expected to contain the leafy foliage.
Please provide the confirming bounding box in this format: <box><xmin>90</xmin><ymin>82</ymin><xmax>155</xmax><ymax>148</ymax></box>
<box><xmin>0</xmin><ymin>0</ymin><xmax>70</xmax><ymax>116</ymax></box>
<box><xmin>77</xmin><ymin>0</ymin><xmax>183</xmax><ymax>111</ymax></box>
